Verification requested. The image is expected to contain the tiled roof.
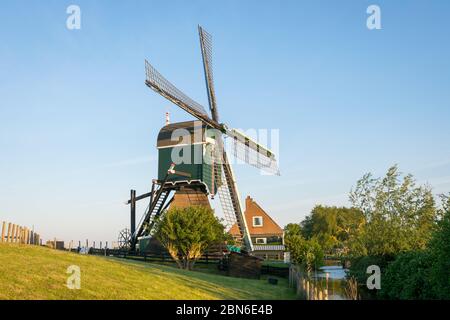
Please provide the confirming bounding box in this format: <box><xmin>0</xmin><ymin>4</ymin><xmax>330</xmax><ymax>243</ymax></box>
<box><xmin>230</xmin><ymin>196</ymin><xmax>283</xmax><ymax>236</ymax></box>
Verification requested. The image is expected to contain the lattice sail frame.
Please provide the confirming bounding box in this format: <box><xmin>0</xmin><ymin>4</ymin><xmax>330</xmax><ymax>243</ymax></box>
<box><xmin>199</xmin><ymin>26</ymin><xmax>219</xmax><ymax>122</ymax></box>
<box><xmin>225</xmin><ymin>129</ymin><xmax>280</xmax><ymax>176</ymax></box>
<box><xmin>145</xmin><ymin>60</ymin><xmax>208</xmax><ymax>116</ymax></box>
<box><xmin>212</xmin><ymin>138</ymin><xmax>244</xmax><ymax>247</ymax></box>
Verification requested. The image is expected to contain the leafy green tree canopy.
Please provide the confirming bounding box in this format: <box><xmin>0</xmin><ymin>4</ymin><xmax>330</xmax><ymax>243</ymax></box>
<box><xmin>349</xmin><ymin>165</ymin><xmax>437</xmax><ymax>256</ymax></box>
<box><xmin>300</xmin><ymin>206</ymin><xmax>364</xmax><ymax>254</ymax></box>
<box><xmin>285</xmin><ymin>234</ymin><xmax>324</xmax><ymax>272</ymax></box>
<box><xmin>154</xmin><ymin>206</ymin><xmax>225</xmax><ymax>270</ymax></box>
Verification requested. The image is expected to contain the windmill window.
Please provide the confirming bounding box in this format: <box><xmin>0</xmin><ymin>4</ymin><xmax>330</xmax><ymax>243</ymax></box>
<box><xmin>253</xmin><ymin>216</ymin><xmax>263</xmax><ymax>227</ymax></box>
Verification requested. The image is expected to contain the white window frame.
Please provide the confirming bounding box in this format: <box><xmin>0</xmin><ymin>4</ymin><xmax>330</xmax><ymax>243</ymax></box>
<box><xmin>255</xmin><ymin>238</ymin><xmax>267</xmax><ymax>244</ymax></box>
<box><xmin>253</xmin><ymin>216</ymin><xmax>263</xmax><ymax>227</ymax></box>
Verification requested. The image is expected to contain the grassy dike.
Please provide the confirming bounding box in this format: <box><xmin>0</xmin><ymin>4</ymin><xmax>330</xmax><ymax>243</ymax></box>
<box><xmin>0</xmin><ymin>243</ymin><xmax>295</xmax><ymax>300</ymax></box>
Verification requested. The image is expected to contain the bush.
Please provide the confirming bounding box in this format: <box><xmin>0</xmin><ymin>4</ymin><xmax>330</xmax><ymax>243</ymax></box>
<box><xmin>286</xmin><ymin>235</ymin><xmax>324</xmax><ymax>272</ymax></box>
<box><xmin>154</xmin><ymin>206</ymin><xmax>225</xmax><ymax>270</ymax></box>
<box><xmin>428</xmin><ymin>207</ymin><xmax>450</xmax><ymax>299</ymax></box>
<box><xmin>379</xmin><ymin>251</ymin><xmax>434</xmax><ymax>300</ymax></box>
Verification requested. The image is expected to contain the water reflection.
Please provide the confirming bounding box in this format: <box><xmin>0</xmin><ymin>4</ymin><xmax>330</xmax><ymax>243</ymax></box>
<box><xmin>312</xmin><ymin>265</ymin><xmax>348</xmax><ymax>300</ymax></box>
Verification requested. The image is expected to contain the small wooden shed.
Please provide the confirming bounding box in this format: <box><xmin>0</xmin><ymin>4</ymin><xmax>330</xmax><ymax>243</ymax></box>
<box><xmin>227</xmin><ymin>251</ymin><xmax>263</xmax><ymax>279</ymax></box>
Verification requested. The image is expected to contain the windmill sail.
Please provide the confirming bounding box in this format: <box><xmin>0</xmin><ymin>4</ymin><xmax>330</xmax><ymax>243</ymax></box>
<box><xmin>145</xmin><ymin>60</ymin><xmax>218</xmax><ymax>128</ymax></box>
<box><xmin>213</xmin><ymin>147</ymin><xmax>253</xmax><ymax>251</ymax></box>
<box><xmin>198</xmin><ymin>26</ymin><xmax>219</xmax><ymax>122</ymax></box>
<box><xmin>226</xmin><ymin>128</ymin><xmax>280</xmax><ymax>175</ymax></box>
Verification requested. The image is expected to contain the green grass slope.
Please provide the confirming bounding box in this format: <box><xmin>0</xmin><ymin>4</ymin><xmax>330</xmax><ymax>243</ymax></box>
<box><xmin>0</xmin><ymin>243</ymin><xmax>295</xmax><ymax>300</ymax></box>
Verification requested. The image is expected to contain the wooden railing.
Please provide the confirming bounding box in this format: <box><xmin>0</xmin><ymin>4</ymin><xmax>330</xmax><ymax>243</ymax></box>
<box><xmin>289</xmin><ymin>264</ymin><xmax>329</xmax><ymax>300</ymax></box>
<box><xmin>0</xmin><ymin>221</ymin><xmax>41</xmax><ymax>245</ymax></box>
<box><xmin>87</xmin><ymin>248</ymin><xmax>224</xmax><ymax>265</ymax></box>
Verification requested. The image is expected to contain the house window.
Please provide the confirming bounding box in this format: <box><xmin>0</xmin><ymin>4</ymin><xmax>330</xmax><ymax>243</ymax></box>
<box><xmin>255</xmin><ymin>238</ymin><xmax>267</xmax><ymax>244</ymax></box>
<box><xmin>253</xmin><ymin>216</ymin><xmax>263</xmax><ymax>227</ymax></box>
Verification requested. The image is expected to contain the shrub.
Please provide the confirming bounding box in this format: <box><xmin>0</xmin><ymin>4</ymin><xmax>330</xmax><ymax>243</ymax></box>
<box><xmin>379</xmin><ymin>251</ymin><xmax>434</xmax><ymax>300</ymax></box>
<box><xmin>286</xmin><ymin>235</ymin><xmax>324</xmax><ymax>272</ymax></box>
<box><xmin>154</xmin><ymin>206</ymin><xmax>225</xmax><ymax>270</ymax></box>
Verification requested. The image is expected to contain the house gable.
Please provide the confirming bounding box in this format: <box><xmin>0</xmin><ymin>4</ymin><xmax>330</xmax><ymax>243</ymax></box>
<box><xmin>230</xmin><ymin>196</ymin><xmax>283</xmax><ymax>237</ymax></box>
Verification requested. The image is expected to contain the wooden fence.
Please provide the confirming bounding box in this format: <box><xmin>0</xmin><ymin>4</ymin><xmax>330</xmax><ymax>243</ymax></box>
<box><xmin>0</xmin><ymin>221</ymin><xmax>41</xmax><ymax>245</ymax></box>
<box><xmin>289</xmin><ymin>264</ymin><xmax>329</xmax><ymax>300</ymax></box>
<box><xmin>86</xmin><ymin>248</ymin><xmax>224</xmax><ymax>265</ymax></box>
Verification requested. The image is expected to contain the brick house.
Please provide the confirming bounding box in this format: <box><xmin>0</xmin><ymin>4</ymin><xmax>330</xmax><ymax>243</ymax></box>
<box><xmin>229</xmin><ymin>196</ymin><xmax>285</xmax><ymax>260</ymax></box>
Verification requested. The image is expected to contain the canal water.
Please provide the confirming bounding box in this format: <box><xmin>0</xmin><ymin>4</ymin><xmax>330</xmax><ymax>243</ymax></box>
<box><xmin>312</xmin><ymin>264</ymin><xmax>348</xmax><ymax>300</ymax></box>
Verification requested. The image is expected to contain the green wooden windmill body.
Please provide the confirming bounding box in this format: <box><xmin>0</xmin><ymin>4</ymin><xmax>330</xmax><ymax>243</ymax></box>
<box><xmin>156</xmin><ymin>120</ymin><xmax>221</xmax><ymax>195</ymax></box>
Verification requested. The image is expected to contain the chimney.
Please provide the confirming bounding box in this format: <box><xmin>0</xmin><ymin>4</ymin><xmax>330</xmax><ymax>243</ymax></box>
<box><xmin>165</xmin><ymin>112</ymin><xmax>170</xmax><ymax>125</ymax></box>
<box><xmin>246</xmin><ymin>196</ymin><xmax>253</xmax><ymax>209</ymax></box>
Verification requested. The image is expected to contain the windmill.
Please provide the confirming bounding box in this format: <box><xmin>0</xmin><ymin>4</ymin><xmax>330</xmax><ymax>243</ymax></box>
<box><xmin>127</xmin><ymin>26</ymin><xmax>279</xmax><ymax>253</ymax></box>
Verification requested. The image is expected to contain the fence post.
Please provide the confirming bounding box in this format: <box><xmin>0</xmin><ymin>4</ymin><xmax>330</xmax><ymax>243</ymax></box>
<box><xmin>14</xmin><ymin>225</ymin><xmax>20</xmax><ymax>243</ymax></box>
<box><xmin>24</xmin><ymin>228</ymin><xmax>28</xmax><ymax>244</ymax></box>
<box><xmin>11</xmin><ymin>224</ymin><xmax>15</xmax><ymax>243</ymax></box>
<box><xmin>306</xmin><ymin>280</ymin><xmax>310</xmax><ymax>300</ymax></box>
<box><xmin>14</xmin><ymin>225</ymin><xmax>19</xmax><ymax>243</ymax></box>
<box><xmin>302</xmin><ymin>278</ymin><xmax>306</xmax><ymax>296</ymax></box>
<box><xmin>6</xmin><ymin>223</ymin><xmax>12</xmax><ymax>243</ymax></box>
<box><xmin>1</xmin><ymin>221</ymin><xmax>5</xmax><ymax>242</ymax></box>
<box><xmin>11</xmin><ymin>224</ymin><xmax>16</xmax><ymax>243</ymax></box>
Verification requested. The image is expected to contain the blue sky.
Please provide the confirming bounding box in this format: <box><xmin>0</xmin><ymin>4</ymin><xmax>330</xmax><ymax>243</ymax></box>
<box><xmin>1</xmin><ymin>0</ymin><xmax>449</xmax><ymax>244</ymax></box>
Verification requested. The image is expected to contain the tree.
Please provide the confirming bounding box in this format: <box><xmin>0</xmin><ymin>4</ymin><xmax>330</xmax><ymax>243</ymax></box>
<box><xmin>154</xmin><ymin>206</ymin><xmax>225</xmax><ymax>270</ymax></box>
<box><xmin>299</xmin><ymin>206</ymin><xmax>365</xmax><ymax>254</ymax></box>
<box><xmin>349</xmin><ymin>165</ymin><xmax>438</xmax><ymax>256</ymax></box>
<box><xmin>428</xmin><ymin>193</ymin><xmax>450</xmax><ymax>298</ymax></box>
<box><xmin>284</xmin><ymin>223</ymin><xmax>301</xmax><ymax>243</ymax></box>
<box><xmin>286</xmin><ymin>235</ymin><xmax>324</xmax><ymax>272</ymax></box>
<box><xmin>379</xmin><ymin>251</ymin><xmax>434</xmax><ymax>299</ymax></box>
